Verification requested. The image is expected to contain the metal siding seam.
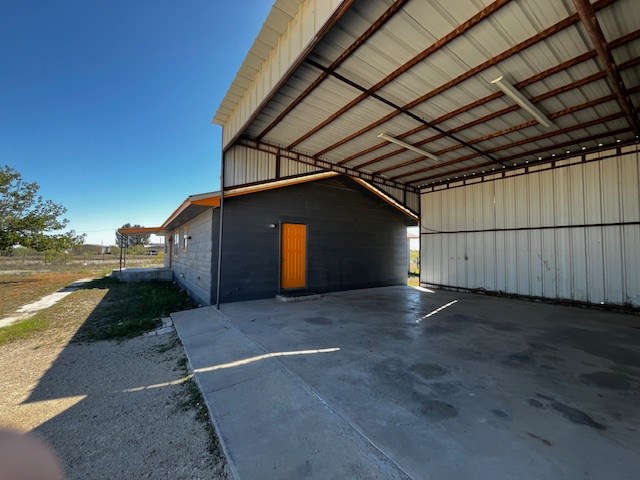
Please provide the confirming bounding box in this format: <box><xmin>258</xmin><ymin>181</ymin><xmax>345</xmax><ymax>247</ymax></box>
<box><xmin>531</xmin><ymin>172</ymin><xmax>542</xmax><ymax>298</ymax></box>
<box><xmin>515</xmin><ymin>175</ymin><xmax>527</xmax><ymax>296</ymax></box>
<box><xmin>597</xmin><ymin>160</ymin><xmax>606</xmax><ymax>304</ymax></box>
<box><xmin>578</xmin><ymin>164</ymin><xmax>589</xmax><ymax>302</ymax></box>
<box><xmin>555</xmin><ymin>168</ymin><xmax>569</xmax><ymax>299</ymax></box>
<box><xmin>495</xmin><ymin>179</ymin><xmax>505</xmax><ymax>291</ymax></box>
<box><xmin>604</xmin><ymin>158</ymin><xmax>620</xmax><ymax>303</ymax></box>
<box><xmin>617</xmin><ymin>155</ymin><xmax>626</xmax><ymax>303</ymax></box>
<box><xmin>473</xmin><ymin>183</ymin><xmax>486</xmax><ymax>288</ymax></box>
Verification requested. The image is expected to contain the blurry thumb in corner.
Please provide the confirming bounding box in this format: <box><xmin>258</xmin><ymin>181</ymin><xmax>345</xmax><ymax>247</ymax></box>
<box><xmin>0</xmin><ymin>428</ymin><xmax>64</xmax><ymax>480</ymax></box>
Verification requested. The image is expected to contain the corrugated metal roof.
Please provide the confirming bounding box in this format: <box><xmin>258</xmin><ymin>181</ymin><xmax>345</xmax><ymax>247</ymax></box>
<box><xmin>212</xmin><ymin>0</ymin><xmax>306</xmax><ymax>125</ymax></box>
<box><xmin>217</xmin><ymin>0</ymin><xmax>640</xmax><ymax>190</ymax></box>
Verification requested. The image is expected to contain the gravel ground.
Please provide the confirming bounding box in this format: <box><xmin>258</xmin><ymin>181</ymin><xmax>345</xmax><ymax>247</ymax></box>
<box><xmin>0</xmin><ymin>330</ymin><xmax>229</xmax><ymax>479</ymax></box>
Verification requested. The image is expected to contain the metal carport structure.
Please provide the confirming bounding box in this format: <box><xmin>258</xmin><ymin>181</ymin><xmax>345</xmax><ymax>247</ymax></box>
<box><xmin>212</xmin><ymin>0</ymin><xmax>640</xmax><ymax>308</ymax></box>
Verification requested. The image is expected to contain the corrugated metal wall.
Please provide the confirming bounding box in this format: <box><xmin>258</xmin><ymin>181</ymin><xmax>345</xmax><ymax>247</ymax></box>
<box><xmin>225</xmin><ymin>144</ymin><xmax>277</xmax><ymax>186</ymax></box>
<box><xmin>224</xmin><ymin>144</ymin><xmax>419</xmax><ymax>214</ymax></box>
<box><xmin>224</xmin><ymin>144</ymin><xmax>323</xmax><ymax>187</ymax></box>
<box><xmin>375</xmin><ymin>185</ymin><xmax>420</xmax><ymax>215</ymax></box>
<box><xmin>221</xmin><ymin>0</ymin><xmax>344</xmax><ymax>147</ymax></box>
<box><xmin>420</xmin><ymin>146</ymin><xmax>640</xmax><ymax>307</ymax></box>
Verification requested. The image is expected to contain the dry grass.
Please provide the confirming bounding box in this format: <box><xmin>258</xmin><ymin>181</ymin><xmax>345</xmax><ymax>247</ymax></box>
<box><xmin>0</xmin><ymin>255</ymin><xmax>165</xmax><ymax>318</ymax></box>
<box><xmin>0</xmin><ymin>281</ymin><xmax>109</xmax><ymax>347</ymax></box>
<box><xmin>0</xmin><ymin>272</ymin><xmax>102</xmax><ymax>317</ymax></box>
<box><xmin>0</xmin><ymin>276</ymin><xmax>195</xmax><ymax>346</ymax></box>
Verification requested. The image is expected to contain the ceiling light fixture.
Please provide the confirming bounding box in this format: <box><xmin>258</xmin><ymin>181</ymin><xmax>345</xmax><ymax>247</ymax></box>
<box><xmin>490</xmin><ymin>75</ymin><xmax>553</xmax><ymax>128</ymax></box>
<box><xmin>377</xmin><ymin>133</ymin><xmax>440</xmax><ymax>161</ymax></box>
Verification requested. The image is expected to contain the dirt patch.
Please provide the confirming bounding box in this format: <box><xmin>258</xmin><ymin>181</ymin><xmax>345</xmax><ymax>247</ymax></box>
<box><xmin>0</xmin><ymin>274</ymin><xmax>227</xmax><ymax>479</ymax></box>
<box><xmin>0</xmin><ymin>331</ymin><xmax>228</xmax><ymax>479</ymax></box>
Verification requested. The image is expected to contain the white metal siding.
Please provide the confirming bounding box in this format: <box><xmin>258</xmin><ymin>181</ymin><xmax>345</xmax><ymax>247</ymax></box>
<box><xmin>280</xmin><ymin>156</ymin><xmax>323</xmax><ymax>177</ymax></box>
<box><xmin>420</xmin><ymin>148</ymin><xmax>640</xmax><ymax>307</ymax></box>
<box><xmin>220</xmin><ymin>0</ymin><xmax>345</xmax><ymax>147</ymax></box>
<box><xmin>225</xmin><ymin>145</ymin><xmax>276</xmax><ymax>187</ymax></box>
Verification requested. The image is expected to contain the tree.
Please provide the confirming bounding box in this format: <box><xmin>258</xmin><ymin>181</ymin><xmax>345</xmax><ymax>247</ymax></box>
<box><xmin>0</xmin><ymin>166</ymin><xmax>85</xmax><ymax>254</ymax></box>
<box><xmin>115</xmin><ymin>223</ymin><xmax>150</xmax><ymax>248</ymax></box>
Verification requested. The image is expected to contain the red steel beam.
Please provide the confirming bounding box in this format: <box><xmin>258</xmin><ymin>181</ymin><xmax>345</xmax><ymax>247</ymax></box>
<box><xmin>339</xmin><ymin>26</ymin><xmax>640</xmax><ymax>167</ymax></box>
<box><xmin>308</xmin><ymin>0</ymin><xmax>616</xmax><ymax>159</ymax></box>
<box><xmin>374</xmin><ymin>93</ymin><xmax>618</xmax><ymax>176</ymax></box>
<box><xmin>413</xmin><ymin>127</ymin><xmax>632</xmax><ymax>186</ymax></box>
<box><xmin>285</xmin><ymin>0</ymin><xmax>512</xmax><ymax>150</ymax></box>
<box><xmin>393</xmin><ymin>112</ymin><xmax>625</xmax><ymax>181</ymax></box>
<box><xmin>255</xmin><ymin>0</ymin><xmax>410</xmax><ymax>142</ymax></box>
<box><xmin>394</xmin><ymin>79</ymin><xmax>640</xmax><ymax>182</ymax></box>
<box><xmin>572</xmin><ymin>0</ymin><xmax>639</xmax><ymax>134</ymax></box>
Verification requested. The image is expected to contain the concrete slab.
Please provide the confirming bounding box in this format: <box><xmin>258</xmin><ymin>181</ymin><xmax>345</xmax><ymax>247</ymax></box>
<box><xmin>112</xmin><ymin>267</ymin><xmax>172</xmax><ymax>282</ymax></box>
<box><xmin>276</xmin><ymin>293</ymin><xmax>322</xmax><ymax>302</ymax></box>
<box><xmin>174</xmin><ymin>287</ymin><xmax>640</xmax><ymax>480</ymax></box>
<box><xmin>172</xmin><ymin>307</ymin><xmax>409</xmax><ymax>480</ymax></box>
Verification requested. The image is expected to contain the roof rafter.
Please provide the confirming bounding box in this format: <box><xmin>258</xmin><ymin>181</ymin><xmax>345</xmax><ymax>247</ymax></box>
<box><xmin>361</xmin><ymin>70</ymin><xmax>610</xmax><ymax>173</ymax></box>
<box><xmin>255</xmin><ymin>0</ymin><xmax>411</xmax><ymax>142</ymax></box>
<box><xmin>236</xmin><ymin>138</ymin><xmax>417</xmax><ymax>193</ymax></box>
<box><xmin>371</xmin><ymin>62</ymin><xmax>640</xmax><ymax>176</ymax></box>
<box><xmin>304</xmin><ymin>58</ymin><xmax>506</xmax><ymax>167</ymax></box>
<box><xmin>415</xmin><ymin>128</ymin><xmax>634</xmax><ymax>187</ymax></box>
<box><xmin>339</xmin><ymin>52</ymin><xmax>596</xmax><ymax>168</ymax></box>
<box><xmin>307</xmin><ymin>0</ymin><xmax>616</xmax><ymax>159</ymax></box>
<box><xmin>339</xmin><ymin>27</ymin><xmax>640</xmax><ymax>168</ymax></box>
<box><xmin>402</xmin><ymin>112</ymin><xmax>628</xmax><ymax>183</ymax></box>
<box><xmin>284</xmin><ymin>0</ymin><xmax>512</xmax><ymax>150</ymax></box>
<box><xmin>572</xmin><ymin>0</ymin><xmax>640</xmax><ymax>134</ymax></box>
<box><xmin>375</xmin><ymin>92</ymin><xmax>622</xmax><ymax>176</ymax></box>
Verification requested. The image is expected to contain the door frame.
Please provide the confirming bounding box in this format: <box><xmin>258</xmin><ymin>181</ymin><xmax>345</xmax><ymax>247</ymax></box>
<box><xmin>279</xmin><ymin>221</ymin><xmax>308</xmax><ymax>292</ymax></box>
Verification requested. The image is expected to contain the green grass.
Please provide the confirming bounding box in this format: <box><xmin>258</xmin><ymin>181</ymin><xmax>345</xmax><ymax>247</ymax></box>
<box><xmin>78</xmin><ymin>277</ymin><xmax>195</xmax><ymax>341</ymax></box>
<box><xmin>0</xmin><ymin>275</ymin><xmax>195</xmax><ymax>345</ymax></box>
<box><xmin>0</xmin><ymin>313</ymin><xmax>50</xmax><ymax>345</ymax></box>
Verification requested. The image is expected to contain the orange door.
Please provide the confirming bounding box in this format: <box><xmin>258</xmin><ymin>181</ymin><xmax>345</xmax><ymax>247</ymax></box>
<box><xmin>281</xmin><ymin>223</ymin><xmax>307</xmax><ymax>289</ymax></box>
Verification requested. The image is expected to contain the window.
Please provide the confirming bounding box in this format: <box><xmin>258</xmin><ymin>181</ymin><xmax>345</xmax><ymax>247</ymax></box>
<box><xmin>183</xmin><ymin>227</ymin><xmax>188</xmax><ymax>252</ymax></box>
<box><xmin>173</xmin><ymin>232</ymin><xmax>179</xmax><ymax>256</ymax></box>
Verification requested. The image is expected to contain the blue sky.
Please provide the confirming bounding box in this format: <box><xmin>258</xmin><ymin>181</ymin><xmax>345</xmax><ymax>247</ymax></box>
<box><xmin>0</xmin><ymin>0</ymin><xmax>273</xmax><ymax>245</ymax></box>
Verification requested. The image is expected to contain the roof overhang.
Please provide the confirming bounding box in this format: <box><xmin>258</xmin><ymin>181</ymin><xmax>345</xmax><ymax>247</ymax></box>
<box><xmin>117</xmin><ymin>226</ymin><xmax>164</xmax><ymax>235</ymax></box>
<box><xmin>133</xmin><ymin>172</ymin><xmax>418</xmax><ymax>235</ymax></box>
<box><xmin>161</xmin><ymin>192</ymin><xmax>221</xmax><ymax>232</ymax></box>
<box><xmin>213</xmin><ymin>0</ymin><xmax>640</xmax><ymax>191</ymax></box>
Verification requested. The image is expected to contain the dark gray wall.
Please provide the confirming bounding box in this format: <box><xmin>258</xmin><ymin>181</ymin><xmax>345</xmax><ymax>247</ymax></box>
<box><xmin>215</xmin><ymin>176</ymin><xmax>415</xmax><ymax>303</ymax></box>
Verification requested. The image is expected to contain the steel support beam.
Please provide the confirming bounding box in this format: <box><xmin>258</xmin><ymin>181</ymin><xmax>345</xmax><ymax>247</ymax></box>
<box><xmin>338</xmin><ymin>27</ymin><xmax>640</xmax><ymax>167</ymax></box>
<box><xmin>396</xmin><ymin>112</ymin><xmax>625</xmax><ymax>182</ymax></box>
<box><xmin>311</xmin><ymin>0</ymin><xmax>616</xmax><ymax>160</ymax></box>
<box><xmin>256</xmin><ymin>0</ymin><xmax>410</xmax><ymax>142</ymax></box>
<box><xmin>236</xmin><ymin>138</ymin><xmax>418</xmax><ymax>193</ymax></box>
<box><xmin>285</xmin><ymin>0</ymin><xmax>512</xmax><ymax>150</ymax></box>
<box><xmin>304</xmin><ymin>58</ymin><xmax>506</xmax><ymax>167</ymax></box>
<box><xmin>412</xmin><ymin>127</ymin><xmax>633</xmax><ymax>186</ymax></box>
<box><xmin>572</xmin><ymin>0</ymin><xmax>639</xmax><ymax>134</ymax></box>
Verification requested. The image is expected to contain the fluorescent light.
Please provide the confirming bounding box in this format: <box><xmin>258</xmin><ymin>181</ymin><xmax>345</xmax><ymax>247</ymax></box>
<box><xmin>378</xmin><ymin>133</ymin><xmax>440</xmax><ymax>161</ymax></box>
<box><xmin>491</xmin><ymin>75</ymin><xmax>553</xmax><ymax>128</ymax></box>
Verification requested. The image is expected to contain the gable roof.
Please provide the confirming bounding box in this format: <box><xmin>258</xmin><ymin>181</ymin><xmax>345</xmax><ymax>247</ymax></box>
<box><xmin>152</xmin><ymin>173</ymin><xmax>418</xmax><ymax>233</ymax></box>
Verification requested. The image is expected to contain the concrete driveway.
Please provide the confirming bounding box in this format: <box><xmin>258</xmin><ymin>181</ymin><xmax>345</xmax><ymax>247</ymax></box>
<box><xmin>173</xmin><ymin>286</ymin><xmax>640</xmax><ymax>479</ymax></box>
